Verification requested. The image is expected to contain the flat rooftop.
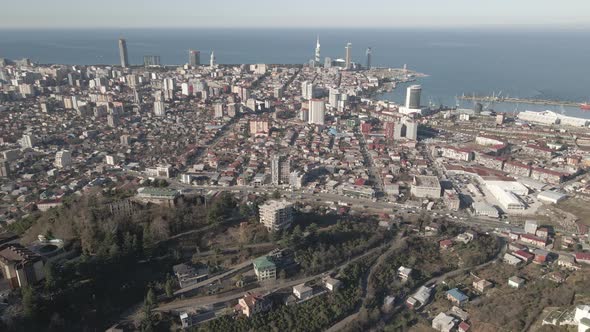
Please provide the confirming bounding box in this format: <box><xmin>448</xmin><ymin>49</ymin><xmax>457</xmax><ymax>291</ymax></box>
<box><xmin>414</xmin><ymin>175</ymin><xmax>441</xmax><ymax>188</ymax></box>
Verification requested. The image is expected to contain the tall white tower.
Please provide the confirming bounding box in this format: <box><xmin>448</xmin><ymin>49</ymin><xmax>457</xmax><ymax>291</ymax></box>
<box><xmin>210</xmin><ymin>51</ymin><xmax>216</xmax><ymax>67</ymax></box>
<box><xmin>314</xmin><ymin>36</ymin><xmax>321</xmax><ymax>63</ymax></box>
<box><xmin>405</xmin><ymin>85</ymin><xmax>422</xmax><ymax>109</ymax></box>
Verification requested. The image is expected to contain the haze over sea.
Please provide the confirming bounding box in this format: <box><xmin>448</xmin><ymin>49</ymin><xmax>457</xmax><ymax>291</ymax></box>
<box><xmin>1</xmin><ymin>28</ymin><xmax>589</xmax><ymax>118</ymax></box>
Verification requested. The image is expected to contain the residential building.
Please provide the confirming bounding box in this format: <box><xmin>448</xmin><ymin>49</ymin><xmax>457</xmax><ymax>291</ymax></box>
<box><xmin>411</xmin><ymin>176</ymin><xmax>442</xmax><ymax>198</ymax></box>
<box><xmin>238</xmin><ymin>293</ymin><xmax>272</xmax><ymax>317</ymax></box>
<box><xmin>446</xmin><ymin>288</ymin><xmax>469</xmax><ymax>305</ymax></box>
<box><xmin>508</xmin><ymin>276</ymin><xmax>525</xmax><ymax>288</ymax></box>
<box><xmin>271</xmin><ymin>154</ymin><xmax>290</xmax><ymax>185</ymax></box>
<box><xmin>252</xmin><ymin>256</ymin><xmax>277</xmax><ymax>281</ymax></box>
<box><xmin>259</xmin><ymin>199</ymin><xmax>293</xmax><ymax>231</ymax></box>
<box><xmin>432</xmin><ymin>312</ymin><xmax>458</xmax><ymax>332</ymax></box>
<box><xmin>473</xmin><ymin>279</ymin><xmax>493</xmax><ymax>292</ymax></box>
<box><xmin>0</xmin><ymin>244</ymin><xmax>45</xmax><ymax>289</ymax></box>
<box><xmin>55</xmin><ymin>150</ymin><xmax>72</xmax><ymax>168</ymax></box>
<box><xmin>308</xmin><ymin>99</ymin><xmax>325</xmax><ymax>125</ymax></box>
<box><xmin>293</xmin><ymin>283</ymin><xmax>313</xmax><ymax>300</ymax></box>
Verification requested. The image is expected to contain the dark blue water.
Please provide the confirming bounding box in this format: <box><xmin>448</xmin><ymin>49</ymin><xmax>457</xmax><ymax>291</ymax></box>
<box><xmin>1</xmin><ymin>28</ymin><xmax>589</xmax><ymax>116</ymax></box>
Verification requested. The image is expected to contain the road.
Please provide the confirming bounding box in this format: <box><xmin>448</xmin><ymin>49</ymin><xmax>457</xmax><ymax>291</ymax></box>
<box><xmin>157</xmin><ymin>242</ymin><xmax>387</xmax><ymax>313</ymax></box>
<box><xmin>174</xmin><ymin>258</ymin><xmax>254</xmax><ymax>296</ymax></box>
<box><xmin>326</xmin><ymin>234</ymin><xmax>405</xmax><ymax>332</ymax></box>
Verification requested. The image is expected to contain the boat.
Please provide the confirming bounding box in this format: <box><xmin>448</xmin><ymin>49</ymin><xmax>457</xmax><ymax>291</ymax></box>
<box><xmin>581</xmin><ymin>103</ymin><xmax>590</xmax><ymax>111</ymax></box>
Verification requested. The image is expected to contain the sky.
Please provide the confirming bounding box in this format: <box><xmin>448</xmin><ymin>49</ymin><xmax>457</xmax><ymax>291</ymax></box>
<box><xmin>1</xmin><ymin>0</ymin><xmax>590</xmax><ymax>29</ymax></box>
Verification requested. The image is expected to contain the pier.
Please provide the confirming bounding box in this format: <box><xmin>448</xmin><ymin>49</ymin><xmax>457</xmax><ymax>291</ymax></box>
<box><xmin>458</xmin><ymin>94</ymin><xmax>581</xmax><ymax>108</ymax></box>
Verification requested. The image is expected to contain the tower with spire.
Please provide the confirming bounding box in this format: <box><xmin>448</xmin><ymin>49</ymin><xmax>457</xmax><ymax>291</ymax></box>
<box><xmin>314</xmin><ymin>36</ymin><xmax>321</xmax><ymax>64</ymax></box>
<box><xmin>210</xmin><ymin>51</ymin><xmax>216</xmax><ymax>68</ymax></box>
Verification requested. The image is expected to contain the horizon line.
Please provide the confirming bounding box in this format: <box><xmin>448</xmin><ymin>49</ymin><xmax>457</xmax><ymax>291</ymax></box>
<box><xmin>1</xmin><ymin>23</ymin><xmax>590</xmax><ymax>30</ymax></box>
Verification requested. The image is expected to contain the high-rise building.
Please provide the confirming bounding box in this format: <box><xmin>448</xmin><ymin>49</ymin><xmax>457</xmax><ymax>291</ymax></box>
<box><xmin>0</xmin><ymin>160</ymin><xmax>10</xmax><ymax>178</ymax></box>
<box><xmin>393</xmin><ymin>117</ymin><xmax>418</xmax><ymax>141</ymax></box>
<box><xmin>210</xmin><ymin>51</ymin><xmax>216</xmax><ymax>67</ymax></box>
<box><xmin>301</xmin><ymin>81</ymin><xmax>315</xmax><ymax>100</ymax></box>
<box><xmin>154</xmin><ymin>101</ymin><xmax>165</xmax><ymax>116</ymax></box>
<box><xmin>366</xmin><ymin>47</ymin><xmax>372</xmax><ymax>69</ymax></box>
<box><xmin>314</xmin><ymin>36</ymin><xmax>321</xmax><ymax>64</ymax></box>
<box><xmin>107</xmin><ymin>114</ymin><xmax>119</xmax><ymax>127</ymax></box>
<box><xmin>189</xmin><ymin>50</ymin><xmax>200</xmax><ymax>67</ymax></box>
<box><xmin>271</xmin><ymin>154</ymin><xmax>290</xmax><ymax>185</ymax></box>
<box><xmin>21</xmin><ymin>134</ymin><xmax>36</xmax><ymax>149</ymax></box>
<box><xmin>345</xmin><ymin>43</ymin><xmax>352</xmax><ymax>70</ymax></box>
<box><xmin>329</xmin><ymin>88</ymin><xmax>341</xmax><ymax>108</ymax></box>
<box><xmin>259</xmin><ymin>199</ymin><xmax>294</xmax><ymax>232</ymax></box>
<box><xmin>55</xmin><ymin>150</ymin><xmax>72</xmax><ymax>168</ymax></box>
<box><xmin>118</xmin><ymin>38</ymin><xmax>129</xmax><ymax>68</ymax></box>
<box><xmin>405</xmin><ymin>85</ymin><xmax>422</xmax><ymax>109</ymax></box>
<box><xmin>324</xmin><ymin>57</ymin><xmax>333</xmax><ymax>68</ymax></box>
<box><xmin>308</xmin><ymin>99</ymin><xmax>326</xmax><ymax>125</ymax></box>
<box><xmin>143</xmin><ymin>55</ymin><xmax>160</xmax><ymax>67</ymax></box>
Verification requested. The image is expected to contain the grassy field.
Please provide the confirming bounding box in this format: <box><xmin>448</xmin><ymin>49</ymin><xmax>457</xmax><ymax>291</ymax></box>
<box><xmin>557</xmin><ymin>199</ymin><xmax>590</xmax><ymax>226</ymax></box>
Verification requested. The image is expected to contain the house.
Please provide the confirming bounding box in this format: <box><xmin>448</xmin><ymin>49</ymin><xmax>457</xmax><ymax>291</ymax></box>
<box><xmin>458</xmin><ymin>321</ymin><xmax>471</xmax><ymax>332</ymax></box>
<box><xmin>456</xmin><ymin>232</ymin><xmax>474</xmax><ymax>244</ymax></box>
<box><xmin>440</xmin><ymin>239</ymin><xmax>454</xmax><ymax>250</ymax></box>
<box><xmin>446</xmin><ymin>288</ymin><xmax>469</xmax><ymax>305</ymax></box>
<box><xmin>179</xmin><ymin>312</ymin><xmax>199</xmax><ymax>329</ymax></box>
<box><xmin>406</xmin><ymin>285</ymin><xmax>434</xmax><ymax>309</ymax></box>
<box><xmin>508</xmin><ymin>242</ymin><xmax>528</xmax><ymax>252</ymax></box>
<box><xmin>504</xmin><ymin>253</ymin><xmax>522</xmax><ymax>265</ymax></box>
<box><xmin>519</xmin><ymin>233</ymin><xmax>547</xmax><ymax>247</ymax></box>
<box><xmin>557</xmin><ymin>255</ymin><xmax>580</xmax><ymax>270</ymax></box>
<box><xmin>449</xmin><ymin>306</ymin><xmax>469</xmax><ymax>321</ymax></box>
<box><xmin>432</xmin><ymin>312</ymin><xmax>458</xmax><ymax>332</ymax></box>
<box><xmin>293</xmin><ymin>283</ymin><xmax>313</xmax><ymax>300</ymax></box>
<box><xmin>253</xmin><ymin>256</ymin><xmax>277</xmax><ymax>281</ymax></box>
<box><xmin>508</xmin><ymin>276</ymin><xmax>525</xmax><ymax>289</ymax></box>
<box><xmin>397</xmin><ymin>266</ymin><xmax>413</xmax><ymax>281</ymax></box>
<box><xmin>574</xmin><ymin>252</ymin><xmax>590</xmax><ymax>265</ymax></box>
<box><xmin>172</xmin><ymin>263</ymin><xmax>209</xmax><ymax>288</ymax></box>
<box><xmin>533</xmin><ymin>249</ymin><xmax>549</xmax><ymax>264</ymax></box>
<box><xmin>536</xmin><ymin>227</ymin><xmax>550</xmax><ymax>239</ymax></box>
<box><xmin>237</xmin><ymin>293</ymin><xmax>272</xmax><ymax>317</ymax></box>
<box><xmin>0</xmin><ymin>244</ymin><xmax>45</xmax><ymax>289</ymax></box>
<box><xmin>324</xmin><ymin>277</ymin><xmax>341</xmax><ymax>292</ymax></box>
<box><xmin>473</xmin><ymin>279</ymin><xmax>493</xmax><ymax>293</ymax></box>
<box><xmin>513</xmin><ymin>250</ymin><xmax>534</xmax><ymax>263</ymax></box>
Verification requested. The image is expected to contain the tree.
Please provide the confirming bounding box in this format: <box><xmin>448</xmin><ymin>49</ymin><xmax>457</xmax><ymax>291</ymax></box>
<box><xmin>271</xmin><ymin>190</ymin><xmax>281</xmax><ymax>199</ymax></box>
<box><xmin>44</xmin><ymin>261</ymin><xmax>58</xmax><ymax>292</ymax></box>
<box><xmin>22</xmin><ymin>285</ymin><xmax>37</xmax><ymax>319</ymax></box>
<box><xmin>165</xmin><ymin>277</ymin><xmax>174</xmax><ymax>298</ymax></box>
<box><xmin>140</xmin><ymin>288</ymin><xmax>157</xmax><ymax>331</ymax></box>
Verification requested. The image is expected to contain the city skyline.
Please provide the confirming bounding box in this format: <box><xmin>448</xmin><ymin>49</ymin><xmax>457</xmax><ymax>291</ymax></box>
<box><xmin>1</xmin><ymin>0</ymin><xmax>590</xmax><ymax>29</ymax></box>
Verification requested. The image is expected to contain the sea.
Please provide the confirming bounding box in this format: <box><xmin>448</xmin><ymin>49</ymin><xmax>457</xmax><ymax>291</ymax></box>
<box><xmin>1</xmin><ymin>28</ymin><xmax>590</xmax><ymax>118</ymax></box>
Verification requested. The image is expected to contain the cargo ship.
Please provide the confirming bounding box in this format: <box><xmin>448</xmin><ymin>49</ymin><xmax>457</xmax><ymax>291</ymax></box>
<box><xmin>581</xmin><ymin>103</ymin><xmax>590</xmax><ymax>111</ymax></box>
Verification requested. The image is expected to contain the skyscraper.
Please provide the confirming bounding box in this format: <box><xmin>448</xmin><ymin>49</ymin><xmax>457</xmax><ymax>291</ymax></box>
<box><xmin>189</xmin><ymin>50</ymin><xmax>200</xmax><ymax>67</ymax></box>
<box><xmin>366</xmin><ymin>47</ymin><xmax>372</xmax><ymax>69</ymax></box>
<box><xmin>118</xmin><ymin>38</ymin><xmax>129</xmax><ymax>68</ymax></box>
<box><xmin>308</xmin><ymin>99</ymin><xmax>326</xmax><ymax>125</ymax></box>
<box><xmin>405</xmin><ymin>85</ymin><xmax>422</xmax><ymax>109</ymax></box>
<box><xmin>210</xmin><ymin>51</ymin><xmax>216</xmax><ymax>67</ymax></box>
<box><xmin>314</xmin><ymin>36</ymin><xmax>321</xmax><ymax>64</ymax></box>
<box><xmin>345</xmin><ymin>43</ymin><xmax>352</xmax><ymax>70</ymax></box>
